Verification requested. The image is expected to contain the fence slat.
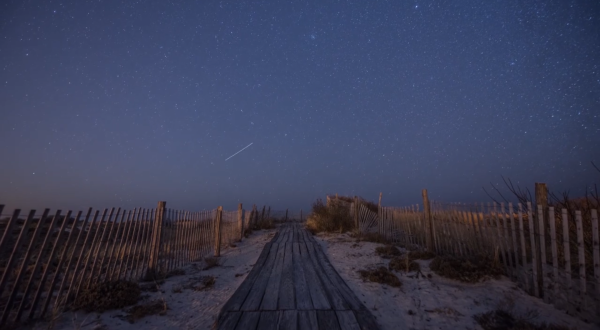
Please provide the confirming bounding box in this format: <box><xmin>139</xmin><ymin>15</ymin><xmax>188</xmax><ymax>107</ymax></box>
<box><xmin>537</xmin><ymin>205</ymin><xmax>548</xmax><ymax>299</ymax></box>
<box><xmin>126</xmin><ymin>209</ymin><xmax>144</xmax><ymax>281</ymax></box>
<box><xmin>575</xmin><ymin>211</ymin><xmax>586</xmax><ymax>296</ymax></box>
<box><xmin>501</xmin><ymin>203</ymin><xmax>514</xmax><ymax>271</ymax></box>
<box><xmin>509</xmin><ymin>203</ymin><xmax>519</xmax><ymax>273</ymax></box>
<box><xmin>0</xmin><ymin>209</ymin><xmax>19</xmax><ymax>258</ymax></box>
<box><xmin>518</xmin><ymin>204</ymin><xmax>529</xmax><ymax>292</ymax></box>
<box><xmin>527</xmin><ymin>202</ymin><xmax>540</xmax><ymax>297</ymax></box>
<box><xmin>0</xmin><ymin>209</ymin><xmax>38</xmax><ymax>326</ymax></box>
<box><xmin>548</xmin><ymin>207</ymin><xmax>559</xmax><ymax>307</ymax></box>
<box><xmin>562</xmin><ymin>209</ymin><xmax>572</xmax><ymax>309</ymax></box>
<box><xmin>592</xmin><ymin>209</ymin><xmax>599</xmax><ymax>298</ymax></box>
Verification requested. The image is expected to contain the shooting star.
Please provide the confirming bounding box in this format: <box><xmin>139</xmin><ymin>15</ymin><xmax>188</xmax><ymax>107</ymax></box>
<box><xmin>225</xmin><ymin>142</ymin><xmax>253</xmax><ymax>161</ymax></box>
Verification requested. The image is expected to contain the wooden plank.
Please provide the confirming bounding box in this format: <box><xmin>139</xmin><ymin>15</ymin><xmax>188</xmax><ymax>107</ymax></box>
<box><xmin>136</xmin><ymin>209</ymin><xmax>154</xmax><ymax>281</ymax></box>
<box><xmin>298</xmin><ymin>243</ymin><xmax>331</xmax><ymax>310</ymax></box>
<box><xmin>527</xmin><ymin>202</ymin><xmax>540</xmax><ymax>297</ymax></box>
<box><xmin>278</xmin><ymin>242</ymin><xmax>296</xmax><ymax>309</ymax></box>
<box><xmin>354</xmin><ymin>309</ymin><xmax>380</xmax><ymax>330</ymax></box>
<box><xmin>217</xmin><ymin>311</ymin><xmax>242</xmax><ymax>330</ymax></box>
<box><xmin>316</xmin><ymin>310</ymin><xmax>341</xmax><ymax>330</ymax></box>
<box><xmin>336</xmin><ymin>310</ymin><xmax>361</xmax><ymax>330</ymax></box>
<box><xmin>128</xmin><ymin>209</ymin><xmax>147</xmax><ymax>281</ymax></box>
<box><xmin>561</xmin><ymin>209</ymin><xmax>572</xmax><ymax>305</ymax></box>
<box><xmin>548</xmin><ymin>207</ymin><xmax>560</xmax><ymax>306</ymax></box>
<box><xmin>261</xmin><ymin>241</ymin><xmax>286</xmax><ymax>310</ymax></box>
<box><xmin>310</xmin><ymin>239</ymin><xmax>363</xmax><ymax>311</ymax></box>
<box><xmin>215</xmin><ymin>206</ymin><xmax>223</xmax><ymax>257</ymax></box>
<box><xmin>221</xmin><ymin>242</ymin><xmax>274</xmax><ymax>312</ymax></box>
<box><xmin>241</xmin><ymin>243</ymin><xmax>279</xmax><ymax>311</ymax></box>
<box><xmin>298</xmin><ymin>310</ymin><xmax>318</xmax><ymax>330</ymax></box>
<box><xmin>518</xmin><ymin>204</ymin><xmax>527</xmax><ymax>270</ymax></box>
<box><xmin>305</xmin><ymin>243</ymin><xmax>348</xmax><ymax>310</ymax></box>
<box><xmin>0</xmin><ymin>209</ymin><xmax>39</xmax><ymax>325</ymax></box>
<box><xmin>292</xmin><ymin>243</ymin><xmax>312</xmax><ymax>310</ymax></box>
<box><xmin>592</xmin><ymin>209</ymin><xmax>599</xmax><ymax>298</ymax></box>
<box><xmin>278</xmin><ymin>310</ymin><xmax>297</xmax><ymax>330</ymax></box>
<box><xmin>575</xmin><ymin>211</ymin><xmax>586</xmax><ymax>295</ymax></box>
<box><xmin>233</xmin><ymin>311</ymin><xmax>260</xmax><ymax>330</ymax></box>
<box><xmin>257</xmin><ymin>311</ymin><xmax>279</xmax><ymax>330</ymax></box>
<box><xmin>75</xmin><ymin>209</ymin><xmax>107</xmax><ymax>295</ymax></box>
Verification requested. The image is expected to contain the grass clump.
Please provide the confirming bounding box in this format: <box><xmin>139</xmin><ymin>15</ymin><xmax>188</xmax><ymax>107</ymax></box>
<box><xmin>430</xmin><ymin>255</ymin><xmax>504</xmax><ymax>283</ymax></box>
<box><xmin>73</xmin><ymin>280</ymin><xmax>140</xmax><ymax>312</ymax></box>
<box><xmin>306</xmin><ymin>198</ymin><xmax>353</xmax><ymax>234</ymax></box>
<box><xmin>474</xmin><ymin>309</ymin><xmax>574</xmax><ymax>330</ymax></box>
<box><xmin>389</xmin><ymin>257</ymin><xmax>420</xmax><ymax>272</ymax></box>
<box><xmin>166</xmin><ymin>268</ymin><xmax>185</xmax><ymax>278</ymax></box>
<box><xmin>203</xmin><ymin>257</ymin><xmax>219</xmax><ymax>270</ymax></box>
<box><xmin>126</xmin><ymin>300</ymin><xmax>168</xmax><ymax>323</ymax></box>
<box><xmin>408</xmin><ymin>250</ymin><xmax>436</xmax><ymax>260</ymax></box>
<box><xmin>375</xmin><ymin>245</ymin><xmax>401</xmax><ymax>258</ymax></box>
<box><xmin>358</xmin><ymin>266</ymin><xmax>402</xmax><ymax>287</ymax></box>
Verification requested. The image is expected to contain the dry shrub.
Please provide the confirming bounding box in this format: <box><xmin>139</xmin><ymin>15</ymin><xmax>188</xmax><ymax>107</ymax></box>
<box><xmin>389</xmin><ymin>257</ymin><xmax>420</xmax><ymax>272</ymax></box>
<box><xmin>126</xmin><ymin>300</ymin><xmax>167</xmax><ymax>323</ymax></box>
<box><xmin>73</xmin><ymin>280</ymin><xmax>140</xmax><ymax>312</ymax></box>
<box><xmin>429</xmin><ymin>255</ymin><xmax>504</xmax><ymax>283</ymax></box>
<box><xmin>306</xmin><ymin>198</ymin><xmax>353</xmax><ymax>233</ymax></box>
<box><xmin>358</xmin><ymin>266</ymin><xmax>402</xmax><ymax>287</ymax></box>
<box><xmin>254</xmin><ymin>218</ymin><xmax>275</xmax><ymax>230</ymax></box>
<box><xmin>375</xmin><ymin>245</ymin><xmax>401</xmax><ymax>258</ymax></box>
<box><xmin>474</xmin><ymin>309</ymin><xmax>574</xmax><ymax>330</ymax></box>
<box><xmin>203</xmin><ymin>257</ymin><xmax>219</xmax><ymax>270</ymax></box>
<box><xmin>408</xmin><ymin>250</ymin><xmax>436</xmax><ymax>260</ymax></box>
<box><xmin>193</xmin><ymin>276</ymin><xmax>216</xmax><ymax>291</ymax></box>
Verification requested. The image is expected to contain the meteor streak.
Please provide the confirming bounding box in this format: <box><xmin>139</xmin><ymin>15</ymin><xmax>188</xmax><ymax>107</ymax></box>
<box><xmin>225</xmin><ymin>143</ymin><xmax>253</xmax><ymax>161</ymax></box>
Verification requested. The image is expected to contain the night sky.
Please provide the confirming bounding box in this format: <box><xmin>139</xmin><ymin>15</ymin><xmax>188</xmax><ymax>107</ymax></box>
<box><xmin>1</xmin><ymin>0</ymin><xmax>599</xmax><ymax>213</ymax></box>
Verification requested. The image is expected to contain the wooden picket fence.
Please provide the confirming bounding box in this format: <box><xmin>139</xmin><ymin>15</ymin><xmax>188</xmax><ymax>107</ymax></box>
<box><xmin>0</xmin><ymin>201</ymin><xmax>293</xmax><ymax>327</ymax></box>
<box><xmin>368</xmin><ymin>197</ymin><xmax>600</xmax><ymax>324</ymax></box>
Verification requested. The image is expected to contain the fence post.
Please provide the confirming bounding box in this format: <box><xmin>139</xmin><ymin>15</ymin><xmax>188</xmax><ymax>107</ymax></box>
<box><xmin>238</xmin><ymin>203</ymin><xmax>243</xmax><ymax>241</ymax></box>
<box><xmin>300</xmin><ymin>210</ymin><xmax>303</xmax><ymax>222</ymax></box>
<box><xmin>422</xmin><ymin>189</ymin><xmax>434</xmax><ymax>252</ymax></box>
<box><xmin>534</xmin><ymin>182</ymin><xmax>547</xmax><ymax>297</ymax></box>
<box><xmin>260</xmin><ymin>206</ymin><xmax>266</xmax><ymax>223</ymax></box>
<box><xmin>146</xmin><ymin>201</ymin><xmax>166</xmax><ymax>280</ymax></box>
<box><xmin>354</xmin><ymin>196</ymin><xmax>359</xmax><ymax>231</ymax></box>
<box><xmin>214</xmin><ymin>206</ymin><xmax>223</xmax><ymax>257</ymax></box>
<box><xmin>285</xmin><ymin>209</ymin><xmax>288</xmax><ymax>222</ymax></box>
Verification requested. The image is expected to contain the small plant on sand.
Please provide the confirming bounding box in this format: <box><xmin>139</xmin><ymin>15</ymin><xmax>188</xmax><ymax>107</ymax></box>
<box><xmin>353</xmin><ymin>232</ymin><xmax>392</xmax><ymax>244</ymax></box>
<box><xmin>358</xmin><ymin>267</ymin><xmax>402</xmax><ymax>287</ymax></box>
<box><xmin>72</xmin><ymin>280</ymin><xmax>141</xmax><ymax>313</ymax></box>
<box><xmin>430</xmin><ymin>254</ymin><xmax>504</xmax><ymax>283</ymax></box>
<box><xmin>474</xmin><ymin>309</ymin><xmax>574</xmax><ymax>330</ymax></box>
<box><xmin>126</xmin><ymin>300</ymin><xmax>168</xmax><ymax>323</ymax></box>
<box><xmin>389</xmin><ymin>256</ymin><xmax>420</xmax><ymax>272</ymax></box>
<box><xmin>375</xmin><ymin>245</ymin><xmax>401</xmax><ymax>258</ymax></box>
<box><xmin>203</xmin><ymin>257</ymin><xmax>219</xmax><ymax>270</ymax></box>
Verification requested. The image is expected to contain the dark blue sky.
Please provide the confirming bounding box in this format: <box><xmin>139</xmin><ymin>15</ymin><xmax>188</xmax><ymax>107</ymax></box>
<box><xmin>1</xmin><ymin>0</ymin><xmax>599</xmax><ymax>212</ymax></box>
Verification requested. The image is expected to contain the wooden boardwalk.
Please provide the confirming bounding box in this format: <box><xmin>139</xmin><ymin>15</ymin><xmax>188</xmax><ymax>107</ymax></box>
<box><xmin>216</xmin><ymin>224</ymin><xmax>379</xmax><ymax>330</ymax></box>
